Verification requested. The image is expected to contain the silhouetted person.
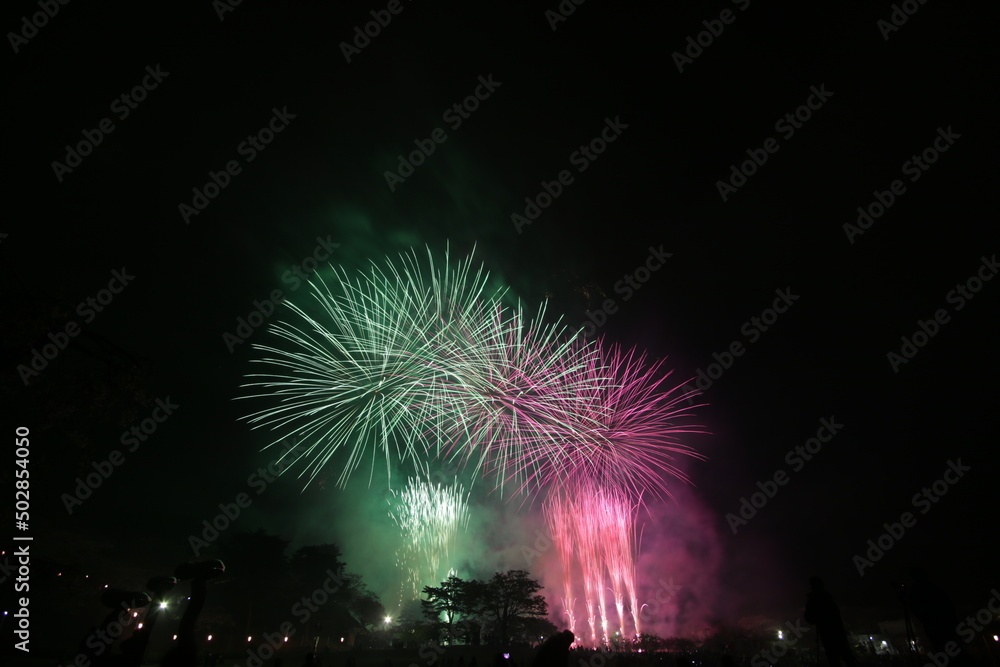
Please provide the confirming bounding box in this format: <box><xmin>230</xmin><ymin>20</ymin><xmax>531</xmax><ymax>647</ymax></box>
<box><xmin>78</xmin><ymin>589</ymin><xmax>151</xmax><ymax>667</ymax></box>
<box><xmin>804</xmin><ymin>577</ymin><xmax>857</xmax><ymax>667</ymax></box>
<box><xmin>903</xmin><ymin>566</ymin><xmax>968</xmax><ymax>666</ymax></box>
<box><xmin>162</xmin><ymin>560</ymin><xmax>225</xmax><ymax>667</ymax></box>
<box><xmin>531</xmin><ymin>630</ymin><xmax>574</xmax><ymax>667</ymax></box>
<box><xmin>121</xmin><ymin>575</ymin><xmax>177</xmax><ymax>667</ymax></box>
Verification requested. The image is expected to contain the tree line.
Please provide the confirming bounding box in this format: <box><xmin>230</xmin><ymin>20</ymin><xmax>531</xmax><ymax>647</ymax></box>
<box><xmin>415</xmin><ymin>570</ymin><xmax>555</xmax><ymax>648</ymax></box>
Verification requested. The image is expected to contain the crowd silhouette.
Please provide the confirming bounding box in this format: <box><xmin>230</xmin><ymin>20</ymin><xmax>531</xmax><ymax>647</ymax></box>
<box><xmin>805</xmin><ymin>576</ymin><xmax>857</xmax><ymax>667</ymax></box>
<box><xmin>63</xmin><ymin>561</ymin><xmax>991</xmax><ymax>667</ymax></box>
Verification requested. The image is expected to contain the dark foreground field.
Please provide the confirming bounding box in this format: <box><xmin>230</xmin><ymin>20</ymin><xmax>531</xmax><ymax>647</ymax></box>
<box><xmin>9</xmin><ymin>644</ymin><xmax>997</xmax><ymax>667</ymax></box>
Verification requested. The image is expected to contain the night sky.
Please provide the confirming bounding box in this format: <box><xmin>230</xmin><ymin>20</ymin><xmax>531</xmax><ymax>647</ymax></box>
<box><xmin>2</xmin><ymin>0</ymin><xmax>997</xmax><ymax>655</ymax></box>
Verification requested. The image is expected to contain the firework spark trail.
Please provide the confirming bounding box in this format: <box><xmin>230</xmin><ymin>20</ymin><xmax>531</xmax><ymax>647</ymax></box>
<box><xmin>531</xmin><ymin>343</ymin><xmax>704</xmax><ymax>645</ymax></box>
<box><xmin>538</xmin><ymin>343</ymin><xmax>706</xmax><ymax>502</ymax></box>
<box><xmin>388</xmin><ymin>472</ymin><xmax>471</xmax><ymax>600</ymax></box>
<box><xmin>240</xmin><ymin>246</ymin><xmax>619</xmax><ymax>496</ymax></box>
<box><xmin>239</xmin><ymin>246</ymin><xmax>707</xmax><ymax>645</ymax></box>
<box><xmin>580</xmin><ymin>525</ymin><xmax>599</xmax><ymax>644</ymax></box>
<box><xmin>613</xmin><ymin>589</ymin><xmax>625</xmax><ymax>639</ymax></box>
<box><xmin>623</xmin><ymin>518</ymin><xmax>641</xmax><ymax>637</ymax></box>
<box><xmin>544</xmin><ymin>479</ymin><xmax>643</xmax><ymax>645</ymax></box>
<box><xmin>605</xmin><ymin>520</ymin><xmax>627</xmax><ymax>637</ymax></box>
<box><xmin>549</xmin><ymin>486</ymin><xmax>601</xmax><ymax>643</ymax></box>
<box><xmin>239</xmin><ymin>245</ymin><xmax>514</xmax><ymax>488</ymax></box>
<box><xmin>544</xmin><ymin>490</ymin><xmax>577</xmax><ymax>636</ymax></box>
<box><xmin>603</xmin><ymin>486</ymin><xmax>640</xmax><ymax>638</ymax></box>
<box><xmin>590</xmin><ymin>511</ymin><xmax>610</xmax><ymax>643</ymax></box>
<box><xmin>437</xmin><ymin>301</ymin><xmax>607</xmax><ymax>499</ymax></box>
<box><xmin>241</xmin><ymin>242</ymin><xmax>705</xmax><ymax>502</ymax></box>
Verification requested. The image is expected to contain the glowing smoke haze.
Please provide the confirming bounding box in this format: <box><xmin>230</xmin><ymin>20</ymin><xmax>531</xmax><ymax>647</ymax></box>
<box><xmin>241</xmin><ymin>245</ymin><xmax>719</xmax><ymax>640</ymax></box>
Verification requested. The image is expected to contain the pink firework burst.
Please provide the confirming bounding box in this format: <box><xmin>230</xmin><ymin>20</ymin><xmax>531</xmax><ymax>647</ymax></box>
<box><xmin>430</xmin><ymin>301</ymin><xmax>606</xmax><ymax>499</ymax></box>
<box><xmin>537</xmin><ymin>341</ymin><xmax>705</xmax><ymax>646</ymax></box>
<box><xmin>538</xmin><ymin>340</ymin><xmax>707</xmax><ymax>502</ymax></box>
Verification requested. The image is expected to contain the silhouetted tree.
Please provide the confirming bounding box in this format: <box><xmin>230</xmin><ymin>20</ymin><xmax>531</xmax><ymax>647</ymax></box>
<box><xmin>346</xmin><ymin>576</ymin><xmax>386</xmax><ymax>631</ymax></box>
<box><xmin>520</xmin><ymin>616</ymin><xmax>558</xmax><ymax>645</ymax></box>
<box><xmin>422</xmin><ymin>575</ymin><xmax>469</xmax><ymax>642</ymax></box>
<box><xmin>479</xmin><ymin>570</ymin><xmax>548</xmax><ymax>648</ymax></box>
